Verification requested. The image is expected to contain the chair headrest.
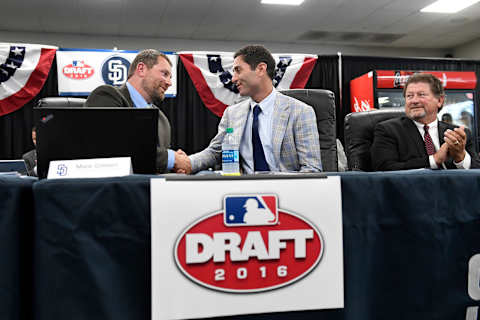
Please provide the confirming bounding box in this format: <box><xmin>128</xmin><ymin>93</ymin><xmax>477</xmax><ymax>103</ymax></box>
<box><xmin>36</xmin><ymin>97</ymin><xmax>86</xmax><ymax>108</ymax></box>
<box><xmin>344</xmin><ymin>108</ymin><xmax>404</xmax><ymax>171</ymax></box>
<box><xmin>280</xmin><ymin>89</ymin><xmax>337</xmax><ymax>172</ymax></box>
<box><xmin>280</xmin><ymin>89</ymin><xmax>335</xmax><ymax>121</ymax></box>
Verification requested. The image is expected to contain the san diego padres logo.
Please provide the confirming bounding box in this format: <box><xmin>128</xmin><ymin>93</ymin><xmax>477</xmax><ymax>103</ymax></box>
<box><xmin>101</xmin><ymin>56</ymin><xmax>130</xmax><ymax>86</ymax></box>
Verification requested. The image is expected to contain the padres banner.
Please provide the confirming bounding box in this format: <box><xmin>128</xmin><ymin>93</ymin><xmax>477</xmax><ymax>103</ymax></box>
<box><xmin>56</xmin><ymin>48</ymin><xmax>177</xmax><ymax>97</ymax></box>
<box><xmin>151</xmin><ymin>176</ymin><xmax>343</xmax><ymax>319</ymax></box>
<box><xmin>179</xmin><ymin>51</ymin><xmax>317</xmax><ymax>117</ymax></box>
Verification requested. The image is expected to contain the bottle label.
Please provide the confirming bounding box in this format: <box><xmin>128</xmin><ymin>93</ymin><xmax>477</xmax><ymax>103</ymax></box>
<box><xmin>222</xmin><ymin>150</ymin><xmax>239</xmax><ymax>163</ymax></box>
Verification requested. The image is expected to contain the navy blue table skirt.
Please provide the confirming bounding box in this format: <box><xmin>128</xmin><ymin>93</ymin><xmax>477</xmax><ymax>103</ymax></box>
<box><xmin>32</xmin><ymin>171</ymin><xmax>480</xmax><ymax>320</ymax></box>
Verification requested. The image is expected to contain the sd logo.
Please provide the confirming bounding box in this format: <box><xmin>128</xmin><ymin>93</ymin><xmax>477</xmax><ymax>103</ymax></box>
<box><xmin>101</xmin><ymin>56</ymin><xmax>130</xmax><ymax>86</ymax></box>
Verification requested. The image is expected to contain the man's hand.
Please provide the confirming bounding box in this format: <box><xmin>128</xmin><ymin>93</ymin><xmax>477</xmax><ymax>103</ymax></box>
<box><xmin>444</xmin><ymin>125</ymin><xmax>467</xmax><ymax>163</ymax></box>
<box><xmin>174</xmin><ymin>149</ymin><xmax>192</xmax><ymax>174</ymax></box>
<box><xmin>433</xmin><ymin>142</ymin><xmax>449</xmax><ymax>166</ymax></box>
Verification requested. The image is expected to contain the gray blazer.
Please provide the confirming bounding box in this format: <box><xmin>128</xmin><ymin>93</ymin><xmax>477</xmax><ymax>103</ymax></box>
<box><xmin>84</xmin><ymin>84</ymin><xmax>171</xmax><ymax>173</ymax></box>
<box><xmin>190</xmin><ymin>92</ymin><xmax>322</xmax><ymax>173</ymax></box>
<box><xmin>22</xmin><ymin>149</ymin><xmax>37</xmax><ymax>176</ymax></box>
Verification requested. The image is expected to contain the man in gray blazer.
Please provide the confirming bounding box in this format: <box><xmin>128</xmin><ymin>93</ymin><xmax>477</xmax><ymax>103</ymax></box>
<box><xmin>84</xmin><ymin>49</ymin><xmax>175</xmax><ymax>173</ymax></box>
<box><xmin>175</xmin><ymin>45</ymin><xmax>322</xmax><ymax>174</ymax></box>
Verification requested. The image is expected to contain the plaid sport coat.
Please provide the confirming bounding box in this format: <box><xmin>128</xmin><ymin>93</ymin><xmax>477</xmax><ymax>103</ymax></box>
<box><xmin>190</xmin><ymin>92</ymin><xmax>322</xmax><ymax>173</ymax></box>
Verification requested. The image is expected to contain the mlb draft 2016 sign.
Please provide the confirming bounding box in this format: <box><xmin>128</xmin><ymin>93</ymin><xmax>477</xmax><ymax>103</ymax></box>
<box><xmin>151</xmin><ymin>177</ymin><xmax>343</xmax><ymax>320</ymax></box>
<box><xmin>56</xmin><ymin>48</ymin><xmax>177</xmax><ymax>97</ymax></box>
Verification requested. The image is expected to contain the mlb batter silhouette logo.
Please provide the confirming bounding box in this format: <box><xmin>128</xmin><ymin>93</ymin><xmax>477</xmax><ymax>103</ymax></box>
<box><xmin>224</xmin><ymin>195</ymin><xmax>278</xmax><ymax>226</ymax></box>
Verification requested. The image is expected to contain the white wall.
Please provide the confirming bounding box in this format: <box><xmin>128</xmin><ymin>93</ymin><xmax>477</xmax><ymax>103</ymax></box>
<box><xmin>1</xmin><ymin>30</ymin><xmax>448</xmax><ymax>58</ymax></box>
<box><xmin>453</xmin><ymin>37</ymin><xmax>480</xmax><ymax>59</ymax></box>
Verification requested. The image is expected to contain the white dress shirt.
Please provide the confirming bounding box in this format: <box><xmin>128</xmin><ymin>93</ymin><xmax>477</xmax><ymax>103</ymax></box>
<box><xmin>412</xmin><ymin>119</ymin><xmax>471</xmax><ymax>169</ymax></box>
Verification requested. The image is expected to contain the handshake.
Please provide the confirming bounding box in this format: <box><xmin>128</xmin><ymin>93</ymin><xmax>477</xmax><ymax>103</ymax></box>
<box><xmin>173</xmin><ymin>149</ymin><xmax>192</xmax><ymax>174</ymax></box>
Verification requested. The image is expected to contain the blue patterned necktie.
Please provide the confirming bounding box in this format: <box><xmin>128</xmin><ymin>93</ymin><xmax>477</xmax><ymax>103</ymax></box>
<box><xmin>252</xmin><ymin>105</ymin><xmax>270</xmax><ymax>172</ymax></box>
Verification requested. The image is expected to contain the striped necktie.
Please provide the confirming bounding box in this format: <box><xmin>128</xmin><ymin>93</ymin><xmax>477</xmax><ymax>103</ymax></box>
<box><xmin>424</xmin><ymin>125</ymin><xmax>435</xmax><ymax>155</ymax></box>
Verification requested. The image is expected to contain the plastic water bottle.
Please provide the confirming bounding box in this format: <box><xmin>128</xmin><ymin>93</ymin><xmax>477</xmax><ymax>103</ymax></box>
<box><xmin>222</xmin><ymin>127</ymin><xmax>240</xmax><ymax>176</ymax></box>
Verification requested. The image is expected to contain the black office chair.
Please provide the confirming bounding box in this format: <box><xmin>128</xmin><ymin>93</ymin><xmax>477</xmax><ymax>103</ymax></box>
<box><xmin>36</xmin><ymin>97</ymin><xmax>86</xmax><ymax>108</ymax></box>
<box><xmin>344</xmin><ymin>108</ymin><xmax>404</xmax><ymax>171</ymax></box>
<box><xmin>280</xmin><ymin>89</ymin><xmax>337</xmax><ymax>172</ymax></box>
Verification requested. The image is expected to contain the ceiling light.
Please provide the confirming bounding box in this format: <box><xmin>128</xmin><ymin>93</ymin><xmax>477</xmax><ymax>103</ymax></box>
<box><xmin>420</xmin><ymin>0</ymin><xmax>480</xmax><ymax>13</ymax></box>
<box><xmin>261</xmin><ymin>0</ymin><xmax>304</xmax><ymax>5</ymax></box>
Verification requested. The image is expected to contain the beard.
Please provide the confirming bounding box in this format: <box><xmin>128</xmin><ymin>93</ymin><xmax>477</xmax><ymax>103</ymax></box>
<box><xmin>150</xmin><ymin>91</ymin><xmax>165</xmax><ymax>106</ymax></box>
<box><xmin>406</xmin><ymin>107</ymin><xmax>426</xmax><ymax>121</ymax></box>
<box><xmin>142</xmin><ymin>79</ymin><xmax>165</xmax><ymax>106</ymax></box>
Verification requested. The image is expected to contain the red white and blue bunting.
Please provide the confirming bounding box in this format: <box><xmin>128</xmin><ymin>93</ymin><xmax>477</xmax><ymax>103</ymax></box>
<box><xmin>0</xmin><ymin>43</ymin><xmax>57</xmax><ymax>116</ymax></box>
<box><xmin>179</xmin><ymin>52</ymin><xmax>317</xmax><ymax>117</ymax></box>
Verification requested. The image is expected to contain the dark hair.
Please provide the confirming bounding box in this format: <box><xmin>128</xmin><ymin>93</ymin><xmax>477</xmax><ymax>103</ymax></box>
<box><xmin>403</xmin><ymin>73</ymin><xmax>445</xmax><ymax>99</ymax></box>
<box><xmin>234</xmin><ymin>45</ymin><xmax>275</xmax><ymax>80</ymax></box>
<box><xmin>128</xmin><ymin>49</ymin><xmax>172</xmax><ymax>79</ymax></box>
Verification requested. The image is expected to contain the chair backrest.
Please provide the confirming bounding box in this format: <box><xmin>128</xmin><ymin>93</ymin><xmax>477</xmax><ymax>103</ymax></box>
<box><xmin>344</xmin><ymin>107</ymin><xmax>404</xmax><ymax>171</ymax></box>
<box><xmin>280</xmin><ymin>89</ymin><xmax>337</xmax><ymax>172</ymax></box>
<box><xmin>36</xmin><ymin>97</ymin><xmax>86</xmax><ymax>108</ymax></box>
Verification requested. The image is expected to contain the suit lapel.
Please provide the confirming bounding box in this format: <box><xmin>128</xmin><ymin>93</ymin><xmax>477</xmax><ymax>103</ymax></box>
<box><xmin>403</xmin><ymin>117</ymin><xmax>426</xmax><ymax>156</ymax></box>
<box><xmin>233</xmin><ymin>100</ymin><xmax>250</xmax><ymax>144</ymax></box>
<box><xmin>119</xmin><ymin>85</ymin><xmax>134</xmax><ymax>108</ymax></box>
<box><xmin>438</xmin><ymin>121</ymin><xmax>448</xmax><ymax>145</ymax></box>
<box><xmin>271</xmin><ymin>94</ymin><xmax>290</xmax><ymax>161</ymax></box>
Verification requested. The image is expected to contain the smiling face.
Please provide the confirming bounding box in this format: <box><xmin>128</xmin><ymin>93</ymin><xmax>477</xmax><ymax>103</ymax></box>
<box><xmin>231</xmin><ymin>55</ymin><xmax>263</xmax><ymax>98</ymax></box>
<box><xmin>141</xmin><ymin>56</ymin><xmax>172</xmax><ymax>105</ymax></box>
<box><xmin>404</xmin><ymin>82</ymin><xmax>444</xmax><ymax>124</ymax></box>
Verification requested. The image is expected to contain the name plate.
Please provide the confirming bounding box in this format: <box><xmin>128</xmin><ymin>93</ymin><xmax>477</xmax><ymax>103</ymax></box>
<box><xmin>47</xmin><ymin>157</ymin><xmax>132</xmax><ymax>179</ymax></box>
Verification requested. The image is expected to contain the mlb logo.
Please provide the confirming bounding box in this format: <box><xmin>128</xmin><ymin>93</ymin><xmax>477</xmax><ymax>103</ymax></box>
<box><xmin>224</xmin><ymin>195</ymin><xmax>278</xmax><ymax>226</ymax></box>
<box><xmin>72</xmin><ymin>60</ymin><xmax>84</xmax><ymax>67</ymax></box>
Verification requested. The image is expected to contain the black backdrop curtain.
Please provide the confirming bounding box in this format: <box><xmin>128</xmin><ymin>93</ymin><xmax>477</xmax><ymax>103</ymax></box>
<box><xmin>0</xmin><ymin>62</ymin><xmax>58</xmax><ymax>159</ymax></box>
<box><xmin>305</xmin><ymin>55</ymin><xmax>341</xmax><ymax>138</ymax></box>
<box><xmin>3</xmin><ymin>54</ymin><xmax>480</xmax><ymax>160</ymax></box>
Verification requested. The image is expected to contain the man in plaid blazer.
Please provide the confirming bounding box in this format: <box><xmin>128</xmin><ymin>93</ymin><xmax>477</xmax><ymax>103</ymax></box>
<box><xmin>175</xmin><ymin>45</ymin><xmax>322</xmax><ymax>174</ymax></box>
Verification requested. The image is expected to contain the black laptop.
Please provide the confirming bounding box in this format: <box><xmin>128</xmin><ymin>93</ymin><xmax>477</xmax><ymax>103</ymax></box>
<box><xmin>34</xmin><ymin>107</ymin><xmax>158</xmax><ymax>179</ymax></box>
<box><xmin>0</xmin><ymin>160</ymin><xmax>28</xmax><ymax>176</ymax></box>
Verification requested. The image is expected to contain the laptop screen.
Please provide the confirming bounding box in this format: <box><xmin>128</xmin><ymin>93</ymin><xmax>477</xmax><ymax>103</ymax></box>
<box><xmin>0</xmin><ymin>160</ymin><xmax>28</xmax><ymax>176</ymax></box>
<box><xmin>34</xmin><ymin>107</ymin><xmax>158</xmax><ymax>179</ymax></box>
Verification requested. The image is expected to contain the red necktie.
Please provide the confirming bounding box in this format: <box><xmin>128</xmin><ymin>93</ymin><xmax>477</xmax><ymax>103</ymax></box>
<box><xmin>424</xmin><ymin>125</ymin><xmax>435</xmax><ymax>155</ymax></box>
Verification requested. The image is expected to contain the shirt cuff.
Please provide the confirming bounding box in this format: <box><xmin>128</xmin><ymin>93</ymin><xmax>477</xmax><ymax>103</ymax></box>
<box><xmin>454</xmin><ymin>152</ymin><xmax>471</xmax><ymax>169</ymax></box>
<box><xmin>189</xmin><ymin>156</ymin><xmax>195</xmax><ymax>172</ymax></box>
<box><xmin>167</xmin><ymin>149</ymin><xmax>175</xmax><ymax>171</ymax></box>
<box><xmin>429</xmin><ymin>155</ymin><xmax>439</xmax><ymax>169</ymax></box>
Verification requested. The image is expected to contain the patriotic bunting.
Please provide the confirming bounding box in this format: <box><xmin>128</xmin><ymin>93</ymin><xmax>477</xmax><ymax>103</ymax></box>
<box><xmin>0</xmin><ymin>43</ymin><xmax>57</xmax><ymax>116</ymax></box>
<box><xmin>179</xmin><ymin>52</ymin><xmax>317</xmax><ymax>117</ymax></box>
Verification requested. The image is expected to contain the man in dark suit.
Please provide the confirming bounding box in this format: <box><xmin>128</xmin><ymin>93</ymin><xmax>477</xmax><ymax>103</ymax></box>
<box><xmin>84</xmin><ymin>49</ymin><xmax>175</xmax><ymax>173</ymax></box>
<box><xmin>22</xmin><ymin>126</ymin><xmax>37</xmax><ymax>176</ymax></box>
<box><xmin>371</xmin><ymin>73</ymin><xmax>480</xmax><ymax>171</ymax></box>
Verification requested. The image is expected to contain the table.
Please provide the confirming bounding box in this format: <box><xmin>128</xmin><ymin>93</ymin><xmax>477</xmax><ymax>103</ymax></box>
<box><xmin>28</xmin><ymin>171</ymin><xmax>480</xmax><ymax>319</ymax></box>
<box><xmin>0</xmin><ymin>176</ymin><xmax>35</xmax><ymax>320</ymax></box>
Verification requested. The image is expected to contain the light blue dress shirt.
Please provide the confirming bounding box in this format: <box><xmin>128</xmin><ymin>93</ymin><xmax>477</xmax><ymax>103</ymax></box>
<box><xmin>240</xmin><ymin>89</ymin><xmax>279</xmax><ymax>174</ymax></box>
<box><xmin>126</xmin><ymin>82</ymin><xmax>175</xmax><ymax>170</ymax></box>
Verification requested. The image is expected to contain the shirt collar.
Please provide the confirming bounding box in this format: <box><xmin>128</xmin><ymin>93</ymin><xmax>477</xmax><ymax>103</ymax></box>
<box><xmin>413</xmin><ymin>118</ymin><xmax>438</xmax><ymax>131</ymax></box>
<box><xmin>249</xmin><ymin>88</ymin><xmax>277</xmax><ymax>116</ymax></box>
<box><xmin>126</xmin><ymin>81</ymin><xmax>150</xmax><ymax>108</ymax></box>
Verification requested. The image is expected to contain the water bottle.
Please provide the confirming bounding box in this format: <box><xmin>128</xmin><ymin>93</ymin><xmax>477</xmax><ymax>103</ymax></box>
<box><xmin>222</xmin><ymin>127</ymin><xmax>240</xmax><ymax>176</ymax></box>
